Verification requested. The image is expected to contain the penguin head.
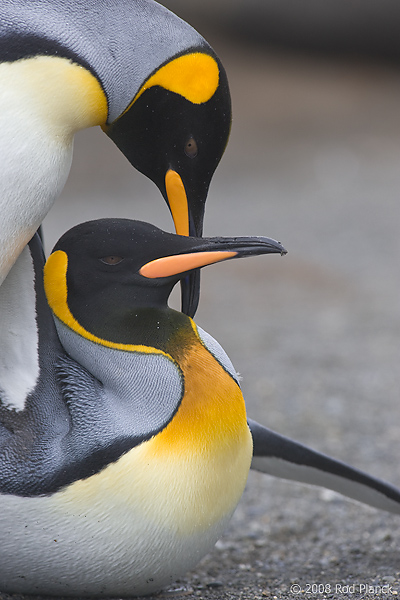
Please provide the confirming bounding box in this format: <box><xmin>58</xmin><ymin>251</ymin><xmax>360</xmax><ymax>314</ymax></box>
<box><xmin>104</xmin><ymin>52</ymin><xmax>231</xmax><ymax>237</ymax></box>
<box><xmin>44</xmin><ymin>219</ymin><xmax>285</xmax><ymax>342</ymax></box>
<box><xmin>104</xmin><ymin>51</ymin><xmax>231</xmax><ymax>317</ymax></box>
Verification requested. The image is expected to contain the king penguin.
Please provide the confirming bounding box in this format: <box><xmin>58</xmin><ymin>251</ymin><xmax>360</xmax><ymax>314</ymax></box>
<box><xmin>1</xmin><ymin>218</ymin><xmax>400</xmax><ymax>597</ymax></box>
<box><xmin>0</xmin><ymin>0</ymin><xmax>232</xmax><ymax>316</ymax></box>
<box><xmin>0</xmin><ymin>219</ymin><xmax>285</xmax><ymax>596</ymax></box>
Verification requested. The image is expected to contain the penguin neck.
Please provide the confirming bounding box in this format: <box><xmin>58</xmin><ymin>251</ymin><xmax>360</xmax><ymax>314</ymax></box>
<box><xmin>92</xmin><ymin>306</ymin><xmax>196</xmax><ymax>357</ymax></box>
<box><xmin>64</xmin><ymin>278</ymin><xmax>198</xmax><ymax>358</ymax></box>
<box><xmin>65</xmin><ymin>302</ymin><xmax>196</xmax><ymax>361</ymax></box>
<box><xmin>52</xmin><ymin>305</ymin><xmax>195</xmax><ymax>425</ymax></box>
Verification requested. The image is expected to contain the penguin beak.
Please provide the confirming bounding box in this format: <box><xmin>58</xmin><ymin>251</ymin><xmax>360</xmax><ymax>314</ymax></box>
<box><xmin>164</xmin><ymin>169</ymin><xmax>204</xmax><ymax>318</ymax></box>
<box><xmin>180</xmin><ymin>271</ymin><xmax>200</xmax><ymax>319</ymax></box>
<box><xmin>139</xmin><ymin>235</ymin><xmax>287</xmax><ymax>280</ymax></box>
<box><xmin>165</xmin><ymin>170</ymin><xmax>192</xmax><ymax>237</ymax></box>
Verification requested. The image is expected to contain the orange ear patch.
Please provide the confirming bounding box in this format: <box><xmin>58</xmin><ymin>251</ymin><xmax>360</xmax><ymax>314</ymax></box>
<box><xmin>134</xmin><ymin>53</ymin><xmax>219</xmax><ymax>105</ymax></box>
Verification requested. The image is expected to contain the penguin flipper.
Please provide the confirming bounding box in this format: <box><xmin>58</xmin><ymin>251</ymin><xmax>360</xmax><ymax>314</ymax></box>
<box><xmin>248</xmin><ymin>418</ymin><xmax>400</xmax><ymax>515</ymax></box>
<box><xmin>0</xmin><ymin>232</ymin><xmax>50</xmax><ymax>412</ymax></box>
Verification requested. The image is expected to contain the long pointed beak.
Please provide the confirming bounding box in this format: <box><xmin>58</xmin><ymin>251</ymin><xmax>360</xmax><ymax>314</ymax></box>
<box><xmin>163</xmin><ymin>171</ymin><xmax>287</xmax><ymax>318</ymax></box>
<box><xmin>139</xmin><ymin>235</ymin><xmax>287</xmax><ymax>282</ymax></box>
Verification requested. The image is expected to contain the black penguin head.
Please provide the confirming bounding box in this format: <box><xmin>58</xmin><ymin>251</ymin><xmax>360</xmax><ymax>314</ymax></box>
<box><xmin>104</xmin><ymin>52</ymin><xmax>231</xmax><ymax>237</ymax></box>
<box><xmin>44</xmin><ymin>219</ymin><xmax>286</xmax><ymax>341</ymax></box>
<box><xmin>104</xmin><ymin>50</ymin><xmax>232</xmax><ymax>317</ymax></box>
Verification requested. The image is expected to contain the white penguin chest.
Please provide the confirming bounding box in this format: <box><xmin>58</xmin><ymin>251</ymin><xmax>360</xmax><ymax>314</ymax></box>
<box><xmin>0</xmin><ymin>56</ymin><xmax>107</xmax><ymax>283</ymax></box>
<box><xmin>0</xmin><ymin>65</ymin><xmax>74</xmax><ymax>278</ymax></box>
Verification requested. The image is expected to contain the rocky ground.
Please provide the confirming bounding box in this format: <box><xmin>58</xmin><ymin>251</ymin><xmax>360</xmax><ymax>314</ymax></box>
<box><xmin>3</xmin><ymin>41</ymin><xmax>400</xmax><ymax>600</ymax></box>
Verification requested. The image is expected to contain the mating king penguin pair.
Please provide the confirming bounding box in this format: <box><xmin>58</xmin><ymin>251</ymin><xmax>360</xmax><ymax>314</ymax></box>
<box><xmin>0</xmin><ymin>218</ymin><xmax>400</xmax><ymax>596</ymax></box>
<box><xmin>1</xmin><ymin>0</ymin><xmax>400</xmax><ymax>597</ymax></box>
<box><xmin>0</xmin><ymin>0</ymin><xmax>231</xmax><ymax>317</ymax></box>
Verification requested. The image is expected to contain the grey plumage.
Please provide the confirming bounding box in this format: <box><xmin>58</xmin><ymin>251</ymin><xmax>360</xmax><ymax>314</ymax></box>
<box><xmin>0</xmin><ymin>0</ymin><xmax>208</xmax><ymax>121</ymax></box>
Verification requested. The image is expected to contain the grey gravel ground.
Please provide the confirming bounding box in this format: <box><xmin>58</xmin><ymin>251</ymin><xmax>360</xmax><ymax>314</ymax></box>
<box><xmin>3</xmin><ymin>42</ymin><xmax>400</xmax><ymax>600</ymax></box>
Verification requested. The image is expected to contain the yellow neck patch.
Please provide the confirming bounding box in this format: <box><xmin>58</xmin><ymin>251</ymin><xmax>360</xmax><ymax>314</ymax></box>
<box><xmin>43</xmin><ymin>250</ymin><xmax>168</xmax><ymax>357</ymax></box>
<box><xmin>129</xmin><ymin>52</ymin><xmax>219</xmax><ymax>111</ymax></box>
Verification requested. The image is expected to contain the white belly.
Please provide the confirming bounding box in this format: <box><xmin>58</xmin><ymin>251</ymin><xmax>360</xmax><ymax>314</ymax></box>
<box><xmin>0</xmin><ymin>426</ymin><xmax>252</xmax><ymax>596</ymax></box>
<box><xmin>0</xmin><ymin>491</ymin><xmax>232</xmax><ymax>596</ymax></box>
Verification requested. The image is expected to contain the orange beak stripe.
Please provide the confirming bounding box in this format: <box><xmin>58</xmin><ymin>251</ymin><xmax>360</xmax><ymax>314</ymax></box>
<box><xmin>139</xmin><ymin>251</ymin><xmax>237</xmax><ymax>279</ymax></box>
<box><xmin>165</xmin><ymin>170</ymin><xmax>190</xmax><ymax>236</ymax></box>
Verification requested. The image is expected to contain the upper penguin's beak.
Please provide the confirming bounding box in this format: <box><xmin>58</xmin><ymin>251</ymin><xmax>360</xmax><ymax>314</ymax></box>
<box><xmin>164</xmin><ymin>169</ymin><xmax>204</xmax><ymax>317</ymax></box>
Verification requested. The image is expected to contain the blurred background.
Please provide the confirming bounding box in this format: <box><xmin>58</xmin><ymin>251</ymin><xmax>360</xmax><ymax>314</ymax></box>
<box><xmin>42</xmin><ymin>2</ymin><xmax>400</xmax><ymax>595</ymax></box>
<box><xmin>161</xmin><ymin>0</ymin><xmax>400</xmax><ymax>62</ymax></box>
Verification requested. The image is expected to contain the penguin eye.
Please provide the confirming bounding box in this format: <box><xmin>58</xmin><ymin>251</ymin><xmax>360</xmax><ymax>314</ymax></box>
<box><xmin>100</xmin><ymin>256</ymin><xmax>124</xmax><ymax>265</ymax></box>
<box><xmin>184</xmin><ymin>137</ymin><xmax>198</xmax><ymax>158</ymax></box>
